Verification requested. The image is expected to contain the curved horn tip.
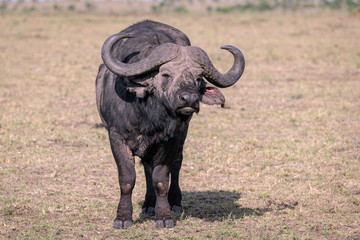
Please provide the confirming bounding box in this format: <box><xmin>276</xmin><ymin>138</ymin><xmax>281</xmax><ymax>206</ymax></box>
<box><xmin>221</xmin><ymin>44</ymin><xmax>245</xmax><ymax>71</ymax></box>
<box><xmin>220</xmin><ymin>45</ymin><xmax>243</xmax><ymax>55</ymax></box>
<box><xmin>202</xmin><ymin>44</ymin><xmax>245</xmax><ymax>88</ymax></box>
<box><xmin>220</xmin><ymin>45</ymin><xmax>233</xmax><ymax>50</ymax></box>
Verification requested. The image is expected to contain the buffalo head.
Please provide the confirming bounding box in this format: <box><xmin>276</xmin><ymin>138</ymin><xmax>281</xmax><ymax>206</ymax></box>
<box><xmin>101</xmin><ymin>33</ymin><xmax>245</xmax><ymax>116</ymax></box>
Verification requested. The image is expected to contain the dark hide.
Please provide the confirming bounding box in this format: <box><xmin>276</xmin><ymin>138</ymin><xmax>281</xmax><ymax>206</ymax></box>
<box><xmin>96</xmin><ymin>20</ymin><xmax>240</xmax><ymax>229</ymax></box>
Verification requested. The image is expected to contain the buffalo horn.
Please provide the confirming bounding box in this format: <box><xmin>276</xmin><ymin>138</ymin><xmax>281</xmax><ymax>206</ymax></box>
<box><xmin>202</xmin><ymin>45</ymin><xmax>245</xmax><ymax>88</ymax></box>
<box><xmin>101</xmin><ymin>33</ymin><xmax>179</xmax><ymax>77</ymax></box>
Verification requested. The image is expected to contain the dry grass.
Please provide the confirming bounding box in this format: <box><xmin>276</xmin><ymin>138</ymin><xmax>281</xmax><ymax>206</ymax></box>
<box><xmin>1</xmin><ymin>4</ymin><xmax>360</xmax><ymax>239</ymax></box>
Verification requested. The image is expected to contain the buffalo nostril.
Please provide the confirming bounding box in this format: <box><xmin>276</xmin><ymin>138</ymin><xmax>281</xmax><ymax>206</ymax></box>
<box><xmin>179</xmin><ymin>94</ymin><xmax>190</xmax><ymax>102</ymax></box>
<box><xmin>179</xmin><ymin>94</ymin><xmax>199</xmax><ymax>105</ymax></box>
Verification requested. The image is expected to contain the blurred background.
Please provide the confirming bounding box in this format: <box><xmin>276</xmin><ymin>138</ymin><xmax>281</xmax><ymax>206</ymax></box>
<box><xmin>0</xmin><ymin>0</ymin><xmax>359</xmax><ymax>239</ymax></box>
<box><xmin>1</xmin><ymin>0</ymin><xmax>360</xmax><ymax>15</ymax></box>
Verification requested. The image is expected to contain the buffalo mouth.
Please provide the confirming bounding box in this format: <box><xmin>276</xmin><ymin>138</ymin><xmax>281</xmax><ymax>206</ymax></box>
<box><xmin>176</xmin><ymin>106</ymin><xmax>198</xmax><ymax>116</ymax></box>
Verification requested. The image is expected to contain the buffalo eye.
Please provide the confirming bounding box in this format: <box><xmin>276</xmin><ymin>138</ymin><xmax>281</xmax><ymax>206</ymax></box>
<box><xmin>161</xmin><ymin>72</ymin><xmax>172</xmax><ymax>91</ymax></box>
<box><xmin>162</xmin><ymin>73</ymin><xmax>172</xmax><ymax>80</ymax></box>
<box><xmin>196</xmin><ymin>75</ymin><xmax>204</xmax><ymax>86</ymax></box>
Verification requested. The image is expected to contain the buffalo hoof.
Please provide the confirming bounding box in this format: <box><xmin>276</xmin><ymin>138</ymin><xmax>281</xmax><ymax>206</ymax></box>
<box><xmin>165</xmin><ymin>219</ymin><xmax>175</xmax><ymax>228</ymax></box>
<box><xmin>141</xmin><ymin>207</ymin><xmax>155</xmax><ymax>216</ymax></box>
<box><xmin>155</xmin><ymin>219</ymin><xmax>174</xmax><ymax>229</ymax></box>
<box><xmin>114</xmin><ymin>219</ymin><xmax>133</xmax><ymax>229</ymax></box>
<box><xmin>172</xmin><ymin>205</ymin><xmax>182</xmax><ymax>212</ymax></box>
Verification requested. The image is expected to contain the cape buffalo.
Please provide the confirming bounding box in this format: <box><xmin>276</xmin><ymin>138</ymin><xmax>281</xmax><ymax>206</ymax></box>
<box><xmin>96</xmin><ymin>20</ymin><xmax>245</xmax><ymax>229</ymax></box>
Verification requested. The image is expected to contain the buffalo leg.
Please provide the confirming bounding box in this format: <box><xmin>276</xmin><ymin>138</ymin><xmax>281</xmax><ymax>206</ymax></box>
<box><xmin>168</xmin><ymin>153</ymin><xmax>182</xmax><ymax>212</ymax></box>
<box><xmin>109</xmin><ymin>131</ymin><xmax>136</xmax><ymax>229</ymax></box>
<box><xmin>152</xmin><ymin>164</ymin><xmax>174</xmax><ymax>228</ymax></box>
<box><xmin>141</xmin><ymin>161</ymin><xmax>156</xmax><ymax>216</ymax></box>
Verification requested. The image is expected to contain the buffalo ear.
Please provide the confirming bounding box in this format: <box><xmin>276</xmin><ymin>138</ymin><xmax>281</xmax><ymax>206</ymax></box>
<box><xmin>200</xmin><ymin>83</ymin><xmax>225</xmax><ymax>106</ymax></box>
<box><xmin>126</xmin><ymin>86</ymin><xmax>150</xmax><ymax>98</ymax></box>
<box><xmin>126</xmin><ymin>79</ymin><xmax>155</xmax><ymax>98</ymax></box>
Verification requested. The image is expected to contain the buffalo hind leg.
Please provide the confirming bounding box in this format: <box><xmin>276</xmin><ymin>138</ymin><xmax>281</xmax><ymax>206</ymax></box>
<box><xmin>152</xmin><ymin>165</ymin><xmax>174</xmax><ymax>228</ymax></box>
<box><xmin>168</xmin><ymin>153</ymin><xmax>183</xmax><ymax>212</ymax></box>
<box><xmin>109</xmin><ymin>131</ymin><xmax>136</xmax><ymax>229</ymax></box>
<box><xmin>141</xmin><ymin>161</ymin><xmax>156</xmax><ymax>216</ymax></box>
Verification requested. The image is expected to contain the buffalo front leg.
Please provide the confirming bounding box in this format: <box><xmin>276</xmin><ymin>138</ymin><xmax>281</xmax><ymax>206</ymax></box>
<box><xmin>152</xmin><ymin>164</ymin><xmax>174</xmax><ymax>228</ymax></box>
<box><xmin>109</xmin><ymin>131</ymin><xmax>136</xmax><ymax>229</ymax></box>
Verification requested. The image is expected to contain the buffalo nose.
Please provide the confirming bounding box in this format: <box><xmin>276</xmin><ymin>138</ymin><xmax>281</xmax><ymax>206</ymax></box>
<box><xmin>179</xmin><ymin>93</ymin><xmax>199</xmax><ymax>106</ymax></box>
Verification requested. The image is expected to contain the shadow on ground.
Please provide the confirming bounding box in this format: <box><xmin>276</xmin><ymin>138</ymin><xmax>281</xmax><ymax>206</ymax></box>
<box><xmin>180</xmin><ymin>190</ymin><xmax>271</xmax><ymax>221</ymax></box>
<box><xmin>136</xmin><ymin>190</ymin><xmax>274</xmax><ymax>223</ymax></box>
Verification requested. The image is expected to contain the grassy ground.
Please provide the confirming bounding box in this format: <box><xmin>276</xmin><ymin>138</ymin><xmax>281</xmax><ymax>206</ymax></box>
<box><xmin>1</xmin><ymin>4</ymin><xmax>360</xmax><ymax>239</ymax></box>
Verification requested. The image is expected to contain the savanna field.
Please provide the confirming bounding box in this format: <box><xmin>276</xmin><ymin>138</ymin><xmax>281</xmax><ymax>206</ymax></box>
<box><xmin>0</xmin><ymin>2</ymin><xmax>359</xmax><ymax>239</ymax></box>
